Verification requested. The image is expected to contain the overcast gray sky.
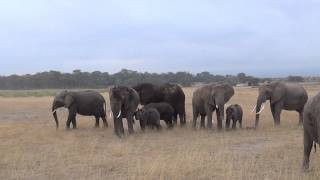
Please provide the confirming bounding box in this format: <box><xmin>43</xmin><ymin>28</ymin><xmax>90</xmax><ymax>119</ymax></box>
<box><xmin>0</xmin><ymin>0</ymin><xmax>319</xmax><ymax>77</ymax></box>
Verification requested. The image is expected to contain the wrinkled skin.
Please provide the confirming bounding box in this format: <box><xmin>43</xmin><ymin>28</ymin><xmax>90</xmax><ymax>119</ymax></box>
<box><xmin>254</xmin><ymin>82</ymin><xmax>308</xmax><ymax>128</ymax></box>
<box><xmin>226</xmin><ymin>104</ymin><xmax>243</xmax><ymax>130</ymax></box>
<box><xmin>133</xmin><ymin>83</ymin><xmax>186</xmax><ymax>126</ymax></box>
<box><xmin>109</xmin><ymin>86</ymin><xmax>139</xmax><ymax>137</ymax></box>
<box><xmin>192</xmin><ymin>84</ymin><xmax>234</xmax><ymax>130</ymax></box>
<box><xmin>52</xmin><ymin>90</ymin><xmax>107</xmax><ymax>129</ymax></box>
<box><xmin>135</xmin><ymin>108</ymin><xmax>162</xmax><ymax>130</ymax></box>
<box><xmin>142</xmin><ymin>102</ymin><xmax>174</xmax><ymax>128</ymax></box>
<box><xmin>302</xmin><ymin>92</ymin><xmax>320</xmax><ymax>171</ymax></box>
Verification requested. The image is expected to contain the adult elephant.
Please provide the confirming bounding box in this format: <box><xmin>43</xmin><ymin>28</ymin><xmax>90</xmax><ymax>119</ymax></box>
<box><xmin>302</xmin><ymin>92</ymin><xmax>320</xmax><ymax>171</ymax></box>
<box><xmin>51</xmin><ymin>90</ymin><xmax>107</xmax><ymax>129</ymax></box>
<box><xmin>253</xmin><ymin>82</ymin><xmax>308</xmax><ymax>128</ymax></box>
<box><xmin>192</xmin><ymin>84</ymin><xmax>234</xmax><ymax>129</ymax></box>
<box><xmin>133</xmin><ymin>83</ymin><xmax>186</xmax><ymax>126</ymax></box>
<box><xmin>109</xmin><ymin>86</ymin><xmax>139</xmax><ymax>137</ymax></box>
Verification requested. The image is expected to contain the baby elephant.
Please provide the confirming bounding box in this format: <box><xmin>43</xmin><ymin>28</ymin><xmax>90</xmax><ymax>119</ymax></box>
<box><xmin>226</xmin><ymin>104</ymin><xmax>243</xmax><ymax>129</ymax></box>
<box><xmin>144</xmin><ymin>102</ymin><xmax>174</xmax><ymax>128</ymax></box>
<box><xmin>135</xmin><ymin>108</ymin><xmax>162</xmax><ymax>130</ymax></box>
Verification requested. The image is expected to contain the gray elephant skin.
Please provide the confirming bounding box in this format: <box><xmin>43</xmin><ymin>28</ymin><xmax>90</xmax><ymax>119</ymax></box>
<box><xmin>142</xmin><ymin>102</ymin><xmax>174</xmax><ymax>128</ymax></box>
<box><xmin>254</xmin><ymin>82</ymin><xmax>308</xmax><ymax>128</ymax></box>
<box><xmin>192</xmin><ymin>84</ymin><xmax>234</xmax><ymax>129</ymax></box>
<box><xmin>226</xmin><ymin>104</ymin><xmax>243</xmax><ymax>129</ymax></box>
<box><xmin>109</xmin><ymin>86</ymin><xmax>139</xmax><ymax>137</ymax></box>
<box><xmin>135</xmin><ymin>108</ymin><xmax>162</xmax><ymax>130</ymax></box>
<box><xmin>51</xmin><ymin>90</ymin><xmax>107</xmax><ymax>129</ymax></box>
<box><xmin>302</xmin><ymin>92</ymin><xmax>320</xmax><ymax>170</ymax></box>
<box><xmin>133</xmin><ymin>83</ymin><xmax>186</xmax><ymax>126</ymax></box>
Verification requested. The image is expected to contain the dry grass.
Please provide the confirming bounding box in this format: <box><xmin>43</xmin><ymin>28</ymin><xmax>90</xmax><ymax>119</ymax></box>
<box><xmin>0</xmin><ymin>86</ymin><xmax>320</xmax><ymax>180</ymax></box>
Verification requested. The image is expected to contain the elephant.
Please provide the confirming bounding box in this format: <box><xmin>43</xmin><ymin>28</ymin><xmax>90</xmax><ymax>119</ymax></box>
<box><xmin>192</xmin><ymin>83</ymin><xmax>235</xmax><ymax>129</ymax></box>
<box><xmin>253</xmin><ymin>82</ymin><xmax>308</xmax><ymax>128</ymax></box>
<box><xmin>109</xmin><ymin>86</ymin><xmax>139</xmax><ymax>137</ymax></box>
<box><xmin>134</xmin><ymin>108</ymin><xmax>162</xmax><ymax>130</ymax></box>
<box><xmin>302</xmin><ymin>92</ymin><xmax>320</xmax><ymax>171</ymax></box>
<box><xmin>51</xmin><ymin>90</ymin><xmax>107</xmax><ymax>129</ymax></box>
<box><xmin>142</xmin><ymin>102</ymin><xmax>175</xmax><ymax>128</ymax></box>
<box><xmin>226</xmin><ymin>104</ymin><xmax>243</xmax><ymax>129</ymax></box>
<box><xmin>133</xmin><ymin>83</ymin><xmax>186</xmax><ymax>126</ymax></box>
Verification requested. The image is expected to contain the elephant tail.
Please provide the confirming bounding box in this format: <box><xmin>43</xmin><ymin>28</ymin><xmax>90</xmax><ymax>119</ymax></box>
<box><xmin>314</xmin><ymin>141</ymin><xmax>317</xmax><ymax>153</ymax></box>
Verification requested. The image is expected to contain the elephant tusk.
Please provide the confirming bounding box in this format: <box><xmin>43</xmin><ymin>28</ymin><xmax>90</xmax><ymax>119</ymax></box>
<box><xmin>116</xmin><ymin>110</ymin><xmax>121</xmax><ymax>118</ymax></box>
<box><xmin>216</xmin><ymin>105</ymin><xmax>219</xmax><ymax>109</ymax></box>
<box><xmin>256</xmin><ymin>103</ymin><xmax>265</xmax><ymax>114</ymax></box>
<box><xmin>109</xmin><ymin>111</ymin><xmax>113</xmax><ymax>118</ymax></box>
<box><xmin>251</xmin><ymin>105</ymin><xmax>256</xmax><ymax>113</ymax></box>
<box><xmin>52</xmin><ymin>109</ymin><xmax>57</xmax><ymax>114</ymax></box>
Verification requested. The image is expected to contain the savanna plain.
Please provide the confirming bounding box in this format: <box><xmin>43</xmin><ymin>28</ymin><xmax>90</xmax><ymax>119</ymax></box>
<box><xmin>1</xmin><ymin>86</ymin><xmax>320</xmax><ymax>180</ymax></box>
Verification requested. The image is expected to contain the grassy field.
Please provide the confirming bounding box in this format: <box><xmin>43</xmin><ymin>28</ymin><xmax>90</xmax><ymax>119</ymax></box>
<box><xmin>0</xmin><ymin>86</ymin><xmax>320</xmax><ymax>180</ymax></box>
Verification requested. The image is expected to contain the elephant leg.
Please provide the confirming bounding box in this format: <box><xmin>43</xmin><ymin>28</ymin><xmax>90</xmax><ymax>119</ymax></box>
<box><xmin>200</xmin><ymin>115</ymin><xmax>205</xmax><ymax>128</ymax></box>
<box><xmin>66</xmin><ymin>109</ymin><xmax>76</xmax><ymax>130</ymax></box>
<box><xmin>140</xmin><ymin>119</ymin><xmax>146</xmax><ymax>131</ymax></box>
<box><xmin>127</xmin><ymin>113</ymin><xmax>134</xmax><ymax>134</ymax></box>
<box><xmin>303</xmin><ymin>128</ymin><xmax>313</xmax><ymax>171</ymax></box>
<box><xmin>173</xmin><ymin>112</ymin><xmax>178</xmax><ymax>126</ymax></box>
<box><xmin>71</xmin><ymin>118</ymin><xmax>77</xmax><ymax>129</ymax></box>
<box><xmin>239</xmin><ymin>117</ymin><xmax>243</xmax><ymax>129</ymax></box>
<box><xmin>102</xmin><ymin>116</ymin><xmax>108</xmax><ymax>127</ymax></box>
<box><xmin>298</xmin><ymin>110</ymin><xmax>303</xmax><ymax>126</ymax></box>
<box><xmin>232</xmin><ymin>119</ymin><xmax>237</xmax><ymax>129</ymax></box>
<box><xmin>95</xmin><ymin>116</ymin><xmax>99</xmax><ymax>128</ymax></box>
<box><xmin>225</xmin><ymin>118</ymin><xmax>231</xmax><ymax>129</ymax></box>
<box><xmin>118</xmin><ymin>118</ymin><xmax>125</xmax><ymax>135</ymax></box>
<box><xmin>273</xmin><ymin>103</ymin><xmax>282</xmax><ymax>126</ymax></box>
<box><xmin>192</xmin><ymin>109</ymin><xmax>198</xmax><ymax>129</ymax></box>
<box><xmin>216</xmin><ymin>110</ymin><xmax>222</xmax><ymax>130</ymax></box>
<box><xmin>179</xmin><ymin>113</ymin><xmax>185</xmax><ymax>127</ymax></box>
<box><xmin>206</xmin><ymin>108</ymin><xmax>213</xmax><ymax>129</ymax></box>
<box><xmin>113</xmin><ymin>117</ymin><xmax>120</xmax><ymax>136</ymax></box>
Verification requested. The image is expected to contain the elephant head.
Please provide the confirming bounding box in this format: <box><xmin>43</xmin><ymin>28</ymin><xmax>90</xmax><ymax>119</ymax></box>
<box><xmin>253</xmin><ymin>82</ymin><xmax>285</xmax><ymax>128</ymax></box>
<box><xmin>51</xmin><ymin>90</ymin><xmax>75</xmax><ymax>128</ymax></box>
<box><xmin>210</xmin><ymin>84</ymin><xmax>235</xmax><ymax>122</ymax></box>
<box><xmin>109</xmin><ymin>86</ymin><xmax>140</xmax><ymax>136</ymax></box>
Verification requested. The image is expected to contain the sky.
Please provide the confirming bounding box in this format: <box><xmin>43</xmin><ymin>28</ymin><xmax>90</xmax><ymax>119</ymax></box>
<box><xmin>0</xmin><ymin>0</ymin><xmax>320</xmax><ymax>77</ymax></box>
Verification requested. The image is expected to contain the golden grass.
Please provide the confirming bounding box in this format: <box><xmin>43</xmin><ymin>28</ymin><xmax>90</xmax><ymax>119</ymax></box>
<box><xmin>0</xmin><ymin>86</ymin><xmax>320</xmax><ymax>179</ymax></box>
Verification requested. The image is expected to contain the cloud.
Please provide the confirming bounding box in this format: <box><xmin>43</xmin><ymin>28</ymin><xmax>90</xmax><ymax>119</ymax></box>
<box><xmin>0</xmin><ymin>0</ymin><xmax>320</xmax><ymax>76</ymax></box>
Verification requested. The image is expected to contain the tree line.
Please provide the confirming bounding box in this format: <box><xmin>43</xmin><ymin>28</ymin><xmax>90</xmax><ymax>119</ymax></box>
<box><xmin>0</xmin><ymin>69</ymin><xmax>305</xmax><ymax>90</ymax></box>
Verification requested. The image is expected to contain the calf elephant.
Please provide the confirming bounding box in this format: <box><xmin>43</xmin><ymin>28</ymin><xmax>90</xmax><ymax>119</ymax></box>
<box><xmin>135</xmin><ymin>108</ymin><xmax>162</xmax><ymax>130</ymax></box>
<box><xmin>253</xmin><ymin>82</ymin><xmax>308</xmax><ymax>128</ymax></box>
<box><xmin>109</xmin><ymin>86</ymin><xmax>139</xmax><ymax>137</ymax></box>
<box><xmin>226</xmin><ymin>104</ymin><xmax>243</xmax><ymax>129</ymax></box>
<box><xmin>192</xmin><ymin>84</ymin><xmax>234</xmax><ymax>129</ymax></box>
<box><xmin>143</xmin><ymin>102</ymin><xmax>175</xmax><ymax>128</ymax></box>
<box><xmin>133</xmin><ymin>83</ymin><xmax>186</xmax><ymax>126</ymax></box>
<box><xmin>302</xmin><ymin>92</ymin><xmax>320</xmax><ymax>171</ymax></box>
<box><xmin>51</xmin><ymin>90</ymin><xmax>107</xmax><ymax>129</ymax></box>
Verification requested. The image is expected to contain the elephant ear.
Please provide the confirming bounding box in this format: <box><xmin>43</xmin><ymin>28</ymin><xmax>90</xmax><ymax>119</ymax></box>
<box><xmin>270</xmin><ymin>85</ymin><xmax>285</xmax><ymax>104</ymax></box>
<box><xmin>64</xmin><ymin>94</ymin><xmax>74</xmax><ymax>108</ymax></box>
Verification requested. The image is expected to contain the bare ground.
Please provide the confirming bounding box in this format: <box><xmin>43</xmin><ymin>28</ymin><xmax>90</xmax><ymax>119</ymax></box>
<box><xmin>0</xmin><ymin>87</ymin><xmax>319</xmax><ymax>180</ymax></box>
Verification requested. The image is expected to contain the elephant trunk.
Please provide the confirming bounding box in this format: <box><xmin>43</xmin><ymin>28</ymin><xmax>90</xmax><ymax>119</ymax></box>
<box><xmin>52</xmin><ymin>110</ymin><xmax>59</xmax><ymax>129</ymax></box>
<box><xmin>52</xmin><ymin>101</ymin><xmax>61</xmax><ymax>129</ymax></box>
<box><xmin>255</xmin><ymin>95</ymin><xmax>266</xmax><ymax>128</ymax></box>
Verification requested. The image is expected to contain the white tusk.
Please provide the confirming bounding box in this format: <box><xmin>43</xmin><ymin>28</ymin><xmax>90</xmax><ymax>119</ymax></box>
<box><xmin>52</xmin><ymin>109</ymin><xmax>57</xmax><ymax>114</ymax></box>
<box><xmin>256</xmin><ymin>103</ymin><xmax>265</xmax><ymax>114</ymax></box>
<box><xmin>216</xmin><ymin>105</ymin><xmax>219</xmax><ymax>109</ymax></box>
<box><xmin>109</xmin><ymin>111</ymin><xmax>113</xmax><ymax>118</ymax></box>
<box><xmin>116</xmin><ymin>110</ymin><xmax>121</xmax><ymax>118</ymax></box>
<box><xmin>251</xmin><ymin>105</ymin><xmax>256</xmax><ymax>113</ymax></box>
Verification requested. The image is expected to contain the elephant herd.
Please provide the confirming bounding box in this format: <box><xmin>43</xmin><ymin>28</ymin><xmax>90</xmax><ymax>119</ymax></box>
<box><xmin>51</xmin><ymin>82</ymin><xmax>320</xmax><ymax>171</ymax></box>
